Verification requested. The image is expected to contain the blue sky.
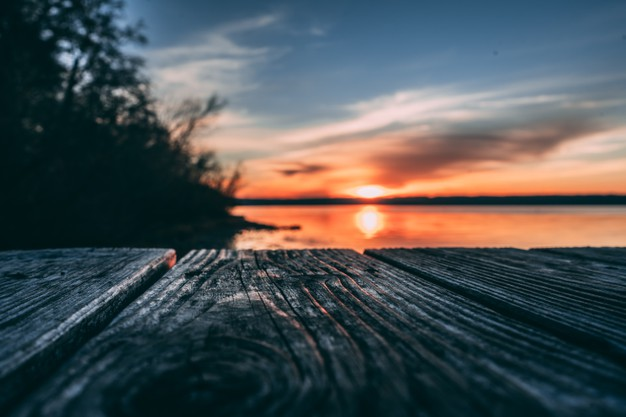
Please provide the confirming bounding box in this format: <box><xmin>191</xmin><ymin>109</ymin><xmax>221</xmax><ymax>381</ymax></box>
<box><xmin>127</xmin><ymin>0</ymin><xmax>626</xmax><ymax>197</ymax></box>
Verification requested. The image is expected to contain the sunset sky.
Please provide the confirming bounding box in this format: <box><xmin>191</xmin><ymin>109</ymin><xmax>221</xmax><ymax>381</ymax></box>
<box><xmin>127</xmin><ymin>0</ymin><xmax>626</xmax><ymax>198</ymax></box>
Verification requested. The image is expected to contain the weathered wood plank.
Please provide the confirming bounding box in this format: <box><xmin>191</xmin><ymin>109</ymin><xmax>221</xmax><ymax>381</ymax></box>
<box><xmin>0</xmin><ymin>248</ymin><xmax>175</xmax><ymax>411</ymax></box>
<box><xmin>532</xmin><ymin>247</ymin><xmax>626</xmax><ymax>268</ymax></box>
<box><xmin>461</xmin><ymin>247</ymin><xmax>626</xmax><ymax>290</ymax></box>
<box><xmin>365</xmin><ymin>248</ymin><xmax>626</xmax><ymax>364</ymax></box>
<box><xmin>9</xmin><ymin>249</ymin><xmax>626</xmax><ymax>416</ymax></box>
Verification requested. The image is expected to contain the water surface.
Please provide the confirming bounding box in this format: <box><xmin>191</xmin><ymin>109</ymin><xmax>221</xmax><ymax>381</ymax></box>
<box><xmin>232</xmin><ymin>205</ymin><xmax>626</xmax><ymax>250</ymax></box>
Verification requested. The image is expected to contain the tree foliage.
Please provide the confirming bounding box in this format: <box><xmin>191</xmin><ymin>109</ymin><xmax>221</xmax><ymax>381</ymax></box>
<box><xmin>0</xmin><ymin>0</ymin><xmax>239</xmax><ymax>248</ymax></box>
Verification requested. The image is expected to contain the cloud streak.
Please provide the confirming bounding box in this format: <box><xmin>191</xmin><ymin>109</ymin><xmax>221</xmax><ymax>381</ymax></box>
<box><xmin>145</xmin><ymin>13</ymin><xmax>286</xmax><ymax>98</ymax></box>
<box><xmin>275</xmin><ymin>163</ymin><xmax>329</xmax><ymax>177</ymax></box>
<box><xmin>367</xmin><ymin>119</ymin><xmax>598</xmax><ymax>185</ymax></box>
<box><xmin>270</xmin><ymin>79</ymin><xmax>621</xmax><ymax>151</ymax></box>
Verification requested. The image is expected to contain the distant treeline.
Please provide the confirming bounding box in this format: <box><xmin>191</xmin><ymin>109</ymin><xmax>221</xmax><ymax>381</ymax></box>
<box><xmin>1</xmin><ymin>0</ymin><xmax>238</xmax><ymax>249</ymax></box>
<box><xmin>239</xmin><ymin>195</ymin><xmax>626</xmax><ymax>206</ymax></box>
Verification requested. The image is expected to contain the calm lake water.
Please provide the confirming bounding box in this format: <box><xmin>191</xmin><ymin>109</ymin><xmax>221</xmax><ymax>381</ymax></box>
<box><xmin>232</xmin><ymin>205</ymin><xmax>626</xmax><ymax>251</ymax></box>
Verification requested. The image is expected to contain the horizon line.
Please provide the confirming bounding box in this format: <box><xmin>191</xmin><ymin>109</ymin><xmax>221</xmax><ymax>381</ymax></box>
<box><xmin>236</xmin><ymin>194</ymin><xmax>626</xmax><ymax>206</ymax></box>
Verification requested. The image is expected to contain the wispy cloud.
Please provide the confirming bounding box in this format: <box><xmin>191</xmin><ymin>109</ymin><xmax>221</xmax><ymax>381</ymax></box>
<box><xmin>145</xmin><ymin>13</ymin><xmax>287</xmax><ymax>98</ymax></box>
<box><xmin>269</xmin><ymin>88</ymin><xmax>488</xmax><ymax>146</ymax></box>
<box><xmin>309</xmin><ymin>25</ymin><xmax>328</xmax><ymax>37</ymax></box>
<box><xmin>268</xmin><ymin>82</ymin><xmax>615</xmax><ymax>150</ymax></box>
<box><xmin>275</xmin><ymin>163</ymin><xmax>329</xmax><ymax>177</ymax></box>
<box><xmin>218</xmin><ymin>14</ymin><xmax>282</xmax><ymax>34</ymax></box>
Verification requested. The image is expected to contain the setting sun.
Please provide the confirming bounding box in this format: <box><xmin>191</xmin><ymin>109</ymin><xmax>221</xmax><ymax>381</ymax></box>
<box><xmin>354</xmin><ymin>185</ymin><xmax>387</xmax><ymax>199</ymax></box>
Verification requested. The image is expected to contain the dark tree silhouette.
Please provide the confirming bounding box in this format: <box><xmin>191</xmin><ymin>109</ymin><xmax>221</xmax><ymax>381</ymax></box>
<box><xmin>0</xmin><ymin>0</ymin><xmax>239</xmax><ymax>249</ymax></box>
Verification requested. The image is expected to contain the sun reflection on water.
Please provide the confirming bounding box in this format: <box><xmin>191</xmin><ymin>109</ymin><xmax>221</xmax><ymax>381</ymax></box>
<box><xmin>355</xmin><ymin>206</ymin><xmax>384</xmax><ymax>238</ymax></box>
<box><xmin>233</xmin><ymin>205</ymin><xmax>626</xmax><ymax>251</ymax></box>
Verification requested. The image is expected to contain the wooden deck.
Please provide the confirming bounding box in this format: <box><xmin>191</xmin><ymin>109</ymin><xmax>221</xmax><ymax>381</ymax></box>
<box><xmin>1</xmin><ymin>248</ymin><xmax>625</xmax><ymax>416</ymax></box>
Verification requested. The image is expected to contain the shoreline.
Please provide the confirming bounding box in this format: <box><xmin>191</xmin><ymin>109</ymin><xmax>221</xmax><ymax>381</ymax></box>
<box><xmin>129</xmin><ymin>215</ymin><xmax>278</xmax><ymax>256</ymax></box>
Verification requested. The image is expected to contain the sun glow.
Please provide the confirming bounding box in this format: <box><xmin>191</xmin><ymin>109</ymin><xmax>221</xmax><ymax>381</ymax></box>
<box><xmin>355</xmin><ymin>206</ymin><xmax>384</xmax><ymax>238</ymax></box>
<box><xmin>354</xmin><ymin>185</ymin><xmax>387</xmax><ymax>199</ymax></box>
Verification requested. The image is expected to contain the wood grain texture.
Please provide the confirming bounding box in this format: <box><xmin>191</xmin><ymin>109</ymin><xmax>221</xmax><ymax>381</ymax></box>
<box><xmin>532</xmin><ymin>247</ymin><xmax>626</xmax><ymax>268</ymax></box>
<box><xmin>10</xmin><ymin>249</ymin><xmax>626</xmax><ymax>417</ymax></box>
<box><xmin>0</xmin><ymin>248</ymin><xmax>176</xmax><ymax>411</ymax></box>
<box><xmin>365</xmin><ymin>248</ymin><xmax>626</xmax><ymax>364</ymax></box>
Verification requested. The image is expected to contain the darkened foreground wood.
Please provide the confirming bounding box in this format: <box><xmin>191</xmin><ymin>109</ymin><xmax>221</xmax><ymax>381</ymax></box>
<box><xmin>0</xmin><ymin>248</ymin><xmax>175</xmax><ymax>411</ymax></box>
<box><xmin>366</xmin><ymin>248</ymin><xmax>626</xmax><ymax>364</ymax></box>
<box><xmin>532</xmin><ymin>247</ymin><xmax>626</xmax><ymax>267</ymax></box>
<box><xmin>9</xmin><ymin>249</ymin><xmax>626</xmax><ymax>417</ymax></box>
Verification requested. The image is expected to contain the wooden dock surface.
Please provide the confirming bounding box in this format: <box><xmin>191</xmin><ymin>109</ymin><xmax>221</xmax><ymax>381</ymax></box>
<box><xmin>1</xmin><ymin>247</ymin><xmax>625</xmax><ymax>416</ymax></box>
